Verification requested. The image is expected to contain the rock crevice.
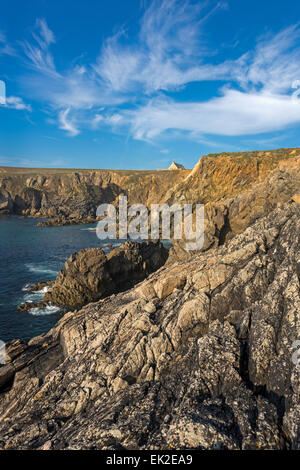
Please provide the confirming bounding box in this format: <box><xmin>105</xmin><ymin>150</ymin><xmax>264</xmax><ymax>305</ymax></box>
<box><xmin>0</xmin><ymin>203</ymin><xmax>299</xmax><ymax>449</ymax></box>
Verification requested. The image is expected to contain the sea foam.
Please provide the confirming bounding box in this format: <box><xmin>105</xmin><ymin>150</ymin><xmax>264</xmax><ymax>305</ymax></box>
<box><xmin>28</xmin><ymin>304</ymin><xmax>61</xmax><ymax>316</ymax></box>
<box><xmin>25</xmin><ymin>264</ymin><xmax>58</xmax><ymax>277</ymax></box>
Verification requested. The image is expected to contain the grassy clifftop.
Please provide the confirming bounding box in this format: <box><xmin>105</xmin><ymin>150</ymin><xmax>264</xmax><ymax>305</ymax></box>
<box><xmin>0</xmin><ymin>166</ymin><xmax>190</xmax><ymax>223</ymax></box>
<box><xmin>1</xmin><ymin>146</ymin><xmax>299</xmax><ymax>226</ymax></box>
<box><xmin>165</xmin><ymin>147</ymin><xmax>300</xmax><ymax>205</ymax></box>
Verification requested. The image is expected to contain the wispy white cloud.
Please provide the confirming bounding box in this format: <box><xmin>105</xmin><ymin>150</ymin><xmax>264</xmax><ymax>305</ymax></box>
<box><xmin>236</xmin><ymin>25</ymin><xmax>300</xmax><ymax>93</ymax></box>
<box><xmin>91</xmin><ymin>113</ymin><xmax>104</xmax><ymax>129</ymax></box>
<box><xmin>124</xmin><ymin>90</ymin><xmax>300</xmax><ymax>140</ymax></box>
<box><xmin>4</xmin><ymin>95</ymin><xmax>31</xmax><ymax>111</ymax></box>
<box><xmin>22</xmin><ymin>18</ymin><xmax>59</xmax><ymax>76</ymax></box>
<box><xmin>0</xmin><ymin>30</ymin><xmax>15</xmax><ymax>56</ymax></box>
<box><xmin>20</xmin><ymin>24</ymin><xmax>127</xmax><ymax>120</ymax></box>
<box><xmin>103</xmin><ymin>17</ymin><xmax>300</xmax><ymax>141</ymax></box>
<box><xmin>95</xmin><ymin>0</ymin><xmax>232</xmax><ymax>94</ymax></box>
<box><xmin>33</xmin><ymin>18</ymin><xmax>55</xmax><ymax>49</ymax></box>
<box><xmin>12</xmin><ymin>1</ymin><xmax>300</xmax><ymax>141</ymax></box>
<box><xmin>58</xmin><ymin>108</ymin><xmax>79</xmax><ymax>136</ymax></box>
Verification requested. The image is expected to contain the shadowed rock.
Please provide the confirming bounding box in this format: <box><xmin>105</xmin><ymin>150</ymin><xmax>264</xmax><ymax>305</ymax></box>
<box><xmin>1</xmin><ymin>148</ymin><xmax>300</xmax><ymax>450</ymax></box>
<box><xmin>0</xmin><ymin>203</ymin><xmax>299</xmax><ymax>450</ymax></box>
<box><xmin>43</xmin><ymin>241</ymin><xmax>169</xmax><ymax>309</ymax></box>
<box><xmin>0</xmin><ymin>167</ymin><xmax>189</xmax><ymax>222</ymax></box>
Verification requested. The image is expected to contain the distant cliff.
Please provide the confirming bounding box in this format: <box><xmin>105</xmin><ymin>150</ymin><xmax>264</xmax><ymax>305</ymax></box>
<box><xmin>0</xmin><ymin>147</ymin><xmax>300</xmax><ymax>450</ymax></box>
<box><xmin>0</xmin><ymin>167</ymin><xmax>190</xmax><ymax>225</ymax></box>
<box><xmin>167</xmin><ymin>148</ymin><xmax>300</xmax><ymax>260</ymax></box>
<box><xmin>1</xmin><ymin>147</ymin><xmax>299</xmax><ymax>247</ymax></box>
<box><xmin>165</xmin><ymin>147</ymin><xmax>300</xmax><ymax>205</ymax></box>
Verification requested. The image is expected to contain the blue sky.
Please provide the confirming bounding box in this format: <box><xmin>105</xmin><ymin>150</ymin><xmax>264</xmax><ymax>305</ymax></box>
<box><xmin>1</xmin><ymin>0</ymin><xmax>300</xmax><ymax>169</ymax></box>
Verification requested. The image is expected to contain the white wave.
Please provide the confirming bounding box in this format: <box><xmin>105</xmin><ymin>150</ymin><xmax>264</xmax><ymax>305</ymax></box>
<box><xmin>36</xmin><ymin>286</ymin><xmax>50</xmax><ymax>294</ymax></box>
<box><xmin>25</xmin><ymin>264</ymin><xmax>58</xmax><ymax>276</ymax></box>
<box><xmin>22</xmin><ymin>283</ymin><xmax>51</xmax><ymax>304</ymax></box>
<box><xmin>22</xmin><ymin>285</ymin><xmax>50</xmax><ymax>296</ymax></box>
<box><xmin>80</xmin><ymin>227</ymin><xmax>97</xmax><ymax>231</ymax></box>
<box><xmin>23</xmin><ymin>292</ymin><xmax>43</xmax><ymax>303</ymax></box>
<box><xmin>28</xmin><ymin>304</ymin><xmax>61</xmax><ymax>316</ymax></box>
<box><xmin>22</xmin><ymin>283</ymin><xmax>31</xmax><ymax>291</ymax></box>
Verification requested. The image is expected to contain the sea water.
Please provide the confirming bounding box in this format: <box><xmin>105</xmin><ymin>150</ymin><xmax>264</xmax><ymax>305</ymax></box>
<box><xmin>0</xmin><ymin>215</ymin><xmax>121</xmax><ymax>342</ymax></box>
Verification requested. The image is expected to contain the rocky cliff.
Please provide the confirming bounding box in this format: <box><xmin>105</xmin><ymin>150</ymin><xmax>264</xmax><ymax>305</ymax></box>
<box><xmin>0</xmin><ymin>202</ymin><xmax>299</xmax><ymax>449</ymax></box>
<box><xmin>169</xmin><ymin>151</ymin><xmax>300</xmax><ymax>260</ymax></box>
<box><xmin>0</xmin><ymin>147</ymin><xmax>298</xmax><ymax>227</ymax></box>
<box><xmin>0</xmin><ymin>167</ymin><xmax>190</xmax><ymax>225</ymax></box>
<box><xmin>165</xmin><ymin>147</ymin><xmax>300</xmax><ymax>206</ymax></box>
<box><xmin>0</xmin><ymin>147</ymin><xmax>300</xmax><ymax>450</ymax></box>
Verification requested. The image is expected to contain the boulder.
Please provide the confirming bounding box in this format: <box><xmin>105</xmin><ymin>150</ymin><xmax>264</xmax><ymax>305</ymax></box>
<box><xmin>0</xmin><ymin>204</ymin><xmax>299</xmax><ymax>449</ymax></box>
<box><xmin>43</xmin><ymin>241</ymin><xmax>168</xmax><ymax>309</ymax></box>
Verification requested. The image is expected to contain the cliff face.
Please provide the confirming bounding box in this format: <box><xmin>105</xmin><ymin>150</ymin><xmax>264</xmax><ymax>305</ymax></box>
<box><xmin>168</xmin><ymin>150</ymin><xmax>300</xmax><ymax>260</ymax></box>
<box><xmin>0</xmin><ymin>147</ymin><xmax>300</xmax><ymax>450</ymax></box>
<box><xmin>0</xmin><ymin>203</ymin><xmax>299</xmax><ymax>450</ymax></box>
<box><xmin>1</xmin><ymin>147</ymin><xmax>299</xmax><ymax>227</ymax></box>
<box><xmin>0</xmin><ymin>167</ymin><xmax>190</xmax><ymax>224</ymax></box>
<box><xmin>165</xmin><ymin>147</ymin><xmax>300</xmax><ymax>206</ymax></box>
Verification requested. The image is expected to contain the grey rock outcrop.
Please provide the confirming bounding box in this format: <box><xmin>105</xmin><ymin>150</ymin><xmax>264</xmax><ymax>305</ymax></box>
<box><xmin>0</xmin><ymin>203</ymin><xmax>299</xmax><ymax>449</ymax></box>
<box><xmin>43</xmin><ymin>241</ymin><xmax>168</xmax><ymax>309</ymax></box>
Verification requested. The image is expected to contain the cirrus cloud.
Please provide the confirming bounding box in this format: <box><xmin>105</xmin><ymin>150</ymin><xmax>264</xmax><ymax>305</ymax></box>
<box><xmin>11</xmin><ymin>0</ymin><xmax>300</xmax><ymax>142</ymax></box>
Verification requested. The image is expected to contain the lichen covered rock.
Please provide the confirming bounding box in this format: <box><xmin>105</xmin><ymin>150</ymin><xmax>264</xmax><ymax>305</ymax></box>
<box><xmin>0</xmin><ymin>203</ymin><xmax>299</xmax><ymax>450</ymax></box>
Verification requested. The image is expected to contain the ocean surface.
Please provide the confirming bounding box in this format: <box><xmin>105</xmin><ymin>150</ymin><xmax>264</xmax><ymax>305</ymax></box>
<box><xmin>0</xmin><ymin>215</ymin><xmax>124</xmax><ymax>343</ymax></box>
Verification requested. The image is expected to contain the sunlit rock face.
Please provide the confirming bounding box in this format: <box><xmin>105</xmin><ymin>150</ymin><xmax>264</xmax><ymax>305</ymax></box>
<box><xmin>43</xmin><ymin>241</ymin><xmax>168</xmax><ymax>309</ymax></box>
<box><xmin>0</xmin><ymin>202</ymin><xmax>299</xmax><ymax>450</ymax></box>
<box><xmin>0</xmin><ymin>147</ymin><xmax>299</xmax><ymax>450</ymax></box>
<box><xmin>0</xmin><ymin>167</ymin><xmax>190</xmax><ymax>224</ymax></box>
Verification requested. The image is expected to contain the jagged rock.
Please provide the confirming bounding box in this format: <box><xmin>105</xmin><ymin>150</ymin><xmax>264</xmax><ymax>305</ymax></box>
<box><xmin>0</xmin><ymin>167</ymin><xmax>188</xmax><ymax>222</ymax></box>
<box><xmin>143</xmin><ymin>302</ymin><xmax>156</xmax><ymax>313</ymax></box>
<box><xmin>5</xmin><ymin>340</ymin><xmax>27</xmax><ymax>362</ymax></box>
<box><xmin>17</xmin><ymin>279</ymin><xmax>53</xmax><ymax>312</ymax></box>
<box><xmin>154</xmin><ymin>267</ymin><xmax>187</xmax><ymax>299</ymax></box>
<box><xmin>0</xmin><ymin>203</ymin><xmax>299</xmax><ymax>449</ymax></box>
<box><xmin>17</xmin><ymin>302</ymin><xmax>35</xmax><ymax>312</ymax></box>
<box><xmin>43</xmin><ymin>241</ymin><xmax>168</xmax><ymax>309</ymax></box>
<box><xmin>17</xmin><ymin>301</ymin><xmax>50</xmax><ymax>312</ymax></box>
<box><xmin>26</xmin><ymin>281</ymin><xmax>53</xmax><ymax>292</ymax></box>
<box><xmin>292</xmin><ymin>193</ymin><xmax>300</xmax><ymax>204</ymax></box>
<box><xmin>0</xmin><ymin>188</ymin><xmax>13</xmax><ymax>213</ymax></box>
<box><xmin>169</xmin><ymin>157</ymin><xmax>300</xmax><ymax>261</ymax></box>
